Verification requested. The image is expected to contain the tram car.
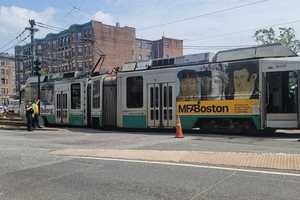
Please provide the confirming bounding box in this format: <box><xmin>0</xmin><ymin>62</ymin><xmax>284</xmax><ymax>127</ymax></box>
<box><xmin>21</xmin><ymin>72</ymin><xmax>89</xmax><ymax>127</ymax></box>
<box><xmin>21</xmin><ymin>44</ymin><xmax>300</xmax><ymax>131</ymax></box>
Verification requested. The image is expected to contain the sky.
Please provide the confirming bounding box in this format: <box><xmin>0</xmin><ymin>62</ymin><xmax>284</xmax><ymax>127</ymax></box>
<box><xmin>1</xmin><ymin>0</ymin><xmax>300</xmax><ymax>55</ymax></box>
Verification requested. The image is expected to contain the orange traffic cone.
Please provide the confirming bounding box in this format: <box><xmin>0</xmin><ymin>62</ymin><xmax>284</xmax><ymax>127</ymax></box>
<box><xmin>175</xmin><ymin>115</ymin><xmax>184</xmax><ymax>138</ymax></box>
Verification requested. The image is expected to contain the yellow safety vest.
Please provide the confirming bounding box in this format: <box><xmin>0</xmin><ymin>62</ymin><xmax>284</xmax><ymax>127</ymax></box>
<box><xmin>32</xmin><ymin>103</ymin><xmax>39</xmax><ymax>114</ymax></box>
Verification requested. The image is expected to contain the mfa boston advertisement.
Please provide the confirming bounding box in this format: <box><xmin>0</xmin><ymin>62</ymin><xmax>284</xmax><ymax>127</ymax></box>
<box><xmin>176</xmin><ymin>60</ymin><xmax>260</xmax><ymax>115</ymax></box>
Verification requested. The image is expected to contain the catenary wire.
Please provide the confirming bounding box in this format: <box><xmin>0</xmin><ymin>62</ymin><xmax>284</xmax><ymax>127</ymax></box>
<box><xmin>0</xmin><ymin>29</ymin><xmax>27</xmax><ymax>52</ymax></box>
<box><xmin>184</xmin><ymin>18</ymin><xmax>300</xmax><ymax>44</ymax></box>
<box><xmin>138</xmin><ymin>0</ymin><xmax>271</xmax><ymax>31</ymax></box>
<box><xmin>0</xmin><ymin>34</ymin><xmax>31</xmax><ymax>54</ymax></box>
<box><xmin>36</xmin><ymin>22</ymin><xmax>65</xmax><ymax>31</ymax></box>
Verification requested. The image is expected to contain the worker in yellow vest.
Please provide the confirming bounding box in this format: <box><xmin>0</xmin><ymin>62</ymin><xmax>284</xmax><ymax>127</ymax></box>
<box><xmin>32</xmin><ymin>99</ymin><xmax>41</xmax><ymax>128</ymax></box>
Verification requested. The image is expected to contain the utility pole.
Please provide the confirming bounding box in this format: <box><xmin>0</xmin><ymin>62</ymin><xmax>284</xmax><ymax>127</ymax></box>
<box><xmin>26</xmin><ymin>19</ymin><xmax>38</xmax><ymax>76</ymax></box>
<box><xmin>26</xmin><ymin>19</ymin><xmax>40</xmax><ymax>113</ymax></box>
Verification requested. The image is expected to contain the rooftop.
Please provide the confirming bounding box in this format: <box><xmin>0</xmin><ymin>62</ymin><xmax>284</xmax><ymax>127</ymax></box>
<box><xmin>0</xmin><ymin>53</ymin><xmax>14</xmax><ymax>60</ymax></box>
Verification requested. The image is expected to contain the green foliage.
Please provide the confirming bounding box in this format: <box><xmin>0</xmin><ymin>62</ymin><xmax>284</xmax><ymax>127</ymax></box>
<box><xmin>254</xmin><ymin>27</ymin><xmax>300</xmax><ymax>52</ymax></box>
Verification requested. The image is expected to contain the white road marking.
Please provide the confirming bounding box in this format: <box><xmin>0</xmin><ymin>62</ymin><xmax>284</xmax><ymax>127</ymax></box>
<box><xmin>71</xmin><ymin>156</ymin><xmax>300</xmax><ymax>177</ymax></box>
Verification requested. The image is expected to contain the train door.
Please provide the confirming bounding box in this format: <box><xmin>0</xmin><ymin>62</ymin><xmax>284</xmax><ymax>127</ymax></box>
<box><xmin>264</xmin><ymin>70</ymin><xmax>299</xmax><ymax>128</ymax></box>
<box><xmin>56</xmin><ymin>91</ymin><xmax>68</xmax><ymax>124</ymax></box>
<box><xmin>102</xmin><ymin>79</ymin><xmax>117</xmax><ymax>127</ymax></box>
<box><xmin>148</xmin><ymin>82</ymin><xmax>175</xmax><ymax>128</ymax></box>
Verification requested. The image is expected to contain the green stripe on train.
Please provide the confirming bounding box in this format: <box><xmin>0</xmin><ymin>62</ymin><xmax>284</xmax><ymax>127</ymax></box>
<box><xmin>123</xmin><ymin>115</ymin><xmax>147</xmax><ymax>128</ymax></box>
<box><xmin>180</xmin><ymin>115</ymin><xmax>261</xmax><ymax>130</ymax></box>
<box><xmin>69</xmin><ymin>113</ymin><xmax>84</xmax><ymax>126</ymax></box>
<box><xmin>91</xmin><ymin>116</ymin><xmax>102</xmax><ymax>128</ymax></box>
<box><xmin>41</xmin><ymin>114</ymin><xmax>56</xmax><ymax>124</ymax></box>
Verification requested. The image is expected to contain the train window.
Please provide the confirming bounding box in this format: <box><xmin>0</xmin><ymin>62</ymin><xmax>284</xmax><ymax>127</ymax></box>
<box><xmin>169</xmin><ymin>110</ymin><xmax>172</xmax><ymax>120</ymax></box>
<box><xmin>71</xmin><ymin>83</ymin><xmax>81</xmax><ymax>109</ymax></box>
<box><xmin>150</xmin><ymin>87</ymin><xmax>154</xmax><ymax>108</ymax></box>
<box><xmin>56</xmin><ymin>94</ymin><xmax>60</xmax><ymax>108</ymax></box>
<box><xmin>41</xmin><ymin>84</ymin><xmax>54</xmax><ymax>106</ymax></box>
<box><xmin>126</xmin><ymin>76</ymin><xmax>143</xmax><ymax>108</ymax></box>
<box><xmin>93</xmin><ymin>80</ymin><xmax>101</xmax><ymax>108</ymax></box>
<box><xmin>163</xmin><ymin>86</ymin><xmax>167</xmax><ymax>107</ymax></box>
<box><xmin>63</xmin><ymin>94</ymin><xmax>67</xmax><ymax>109</ymax></box>
<box><xmin>150</xmin><ymin>110</ymin><xmax>154</xmax><ymax>120</ymax></box>
<box><xmin>155</xmin><ymin>87</ymin><xmax>159</xmax><ymax>107</ymax></box>
<box><xmin>168</xmin><ymin>86</ymin><xmax>172</xmax><ymax>107</ymax></box>
<box><xmin>267</xmin><ymin>71</ymin><xmax>298</xmax><ymax>113</ymax></box>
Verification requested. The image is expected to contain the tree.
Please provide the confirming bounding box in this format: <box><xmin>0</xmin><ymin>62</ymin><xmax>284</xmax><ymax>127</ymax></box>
<box><xmin>254</xmin><ymin>27</ymin><xmax>300</xmax><ymax>53</ymax></box>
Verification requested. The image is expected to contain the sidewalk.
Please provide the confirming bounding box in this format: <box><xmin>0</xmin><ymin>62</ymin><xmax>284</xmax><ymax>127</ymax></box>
<box><xmin>52</xmin><ymin>149</ymin><xmax>300</xmax><ymax>171</ymax></box>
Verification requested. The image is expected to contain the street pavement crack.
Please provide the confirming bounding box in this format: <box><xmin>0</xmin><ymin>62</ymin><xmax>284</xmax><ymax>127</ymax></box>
<box><xmin>189</xmin><ymin>172</ymin><xmax>237</xmax><ymax>200</ymax></box>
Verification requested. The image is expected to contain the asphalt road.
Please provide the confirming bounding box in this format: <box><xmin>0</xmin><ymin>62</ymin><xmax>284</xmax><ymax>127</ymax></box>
<box><xmin>0</xmin><ymin>128</ymin><xmax>300</xmax><ymax>200</ymax></box>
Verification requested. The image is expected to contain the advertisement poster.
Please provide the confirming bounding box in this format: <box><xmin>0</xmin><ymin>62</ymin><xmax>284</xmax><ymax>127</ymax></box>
<box><xmin>176</xmin><ymin>61</ymin><xmax>259</xmax><ymax>115</ymax></box>
<box><xmin>176</xmin><ymin>99</ymin><xmax>260</xmax><ymax>115</ymax></box>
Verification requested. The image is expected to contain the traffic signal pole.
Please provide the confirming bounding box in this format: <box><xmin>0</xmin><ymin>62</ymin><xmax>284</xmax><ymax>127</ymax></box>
<box><xmin>34</xmin><ymin>59</ymin><xmax>42</xmax><ymax>114</ymax></box>
<box><xmin>37</xmin><ymin>72</ymin><xmax>40</xmax><ymax>114</ymax></box>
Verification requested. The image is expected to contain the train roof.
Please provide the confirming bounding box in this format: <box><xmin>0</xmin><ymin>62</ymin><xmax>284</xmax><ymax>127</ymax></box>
<box><xmin>22</xmin><ymin>71</ymin><xmax>89</xmax><ymax>87</ymax></box>
<box><xmin>119</xmin><ymin>43</ymin><xmax>297</xmax><ymax>73</ymax></box>
<box><xmin>214</xmin><ymin>43</ymin><xmax>296</xmax><ymax>62</ymax></box>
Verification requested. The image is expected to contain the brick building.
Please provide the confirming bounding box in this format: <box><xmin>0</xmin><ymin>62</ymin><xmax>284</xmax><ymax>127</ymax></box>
<box><xmin>0</xmin><ymin>53</ymin><xmax>15</xmax><ymax>105</ymax></box>
<box><xmin>15</xmin><ymin>20</ymin><xmax>183</xmax><ymax>94</ymax></box>
<box><xmin>135</xmin><ymin>37</ymin><xmax>183</xmax><ymax>61</ymax></box>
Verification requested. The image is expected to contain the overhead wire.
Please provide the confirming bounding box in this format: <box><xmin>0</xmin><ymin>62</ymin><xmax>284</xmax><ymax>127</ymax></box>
<box><xmin>0</xmin><ymin>29</ymin><xmax>27</xmax><ymax>52</ymax></box>
<box><xmin>184</xmin><ymin>18</ymin><xmax>300</xmax><ymax>45</ymax></box>
<box><xmin>0</xmin><ymin>34</ymin><xmax>31</xmax><ymax>54</ymax></box>
<box><xmin>138</xmin><ymin>0</ymin><xmax>271</xmax><ymax>31</ymax></box>
<box><xmin>36</xmin><ymin>22</ymin><xmax>65</xmax><ymax>31</ymax></box>
<box><xmin>36</xmin><ymin>24</ymin><xmax>62</xmax><ymax>32</ymax></box>
<box><xmin>184</xmin><ymin>45</ymin><xmax>254</xmax><ymax>48</ymax></box>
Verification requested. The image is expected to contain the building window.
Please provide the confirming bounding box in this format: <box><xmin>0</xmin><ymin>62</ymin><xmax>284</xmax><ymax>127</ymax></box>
<box><xmin>77</xmin><ymin>32</ymin><xmax>82</xmax><ymax>41</ymax></box>
<box><xmin>78</xmin><ymin>62</ymin><xmax>83</xmax><ymax>71</ymax></box>
<box><xmin>126</xmin><ymin>76</ymin><xmax>143</xmax><ymax>108</ymax></box>
<box><xmin>78</xmin><ymin>47</ymin><xmax>83</xmax><ymax>55</ymax></box>
<box><xmin>71</xmin><ymin>83</ymin><xmax>81</xmax><ymax>109</ymax></box>
<box><xmin>146</xmin><ymin>42</ymin><xmax>152</xmax><ymax>49</ymax></box>
<box><xmin>164</xmin><ymin>40</ymin><xmax>169</xmax><ymax>48</ymax></box>
<box><xmin>92</xmin><ymin>80</ymin><xmax>101</xmax><ymax>108</ymax></box>
<box><xmin>138</xmin><ymin>55</ymin><xmax>142</xmax><ymax>61</ymax></box>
